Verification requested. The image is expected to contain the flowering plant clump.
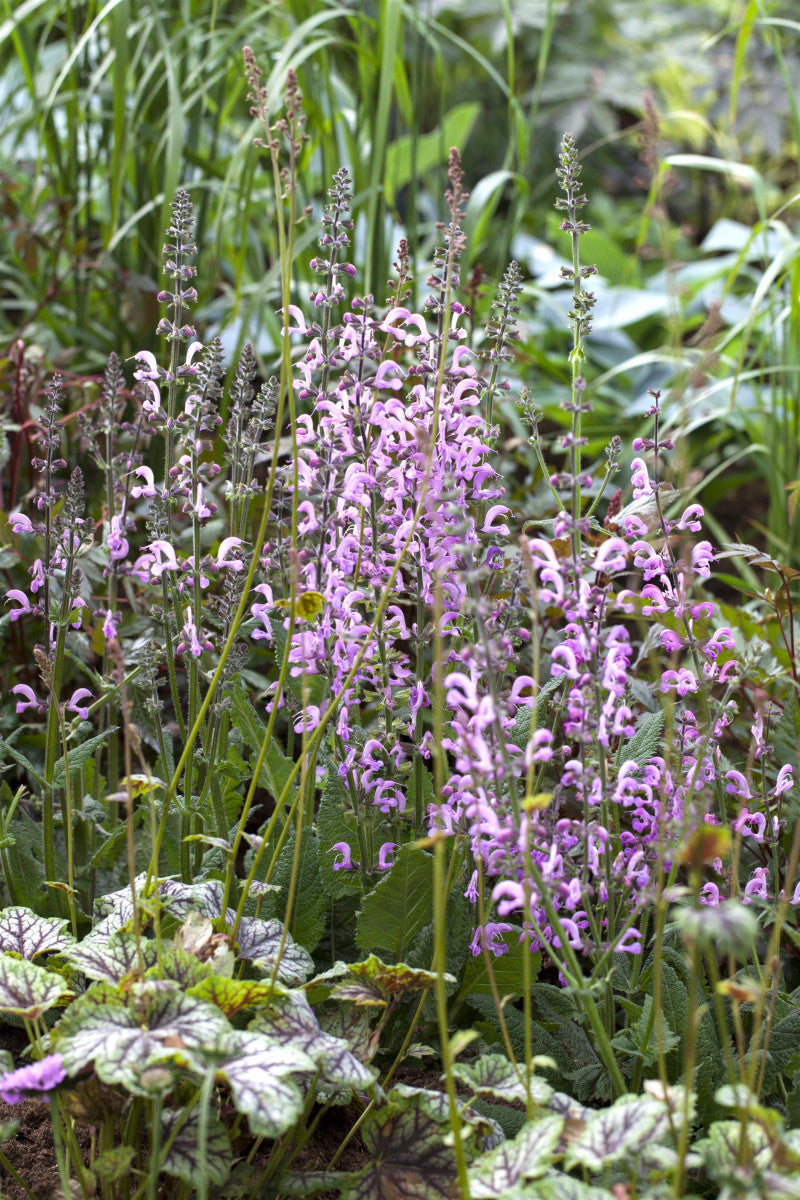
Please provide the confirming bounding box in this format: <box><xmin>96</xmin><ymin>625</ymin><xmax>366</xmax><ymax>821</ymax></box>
<box><xmin>3</xmin><ymin>67</ymin><xmax>800</xmax><ymax>1194</ymax></box>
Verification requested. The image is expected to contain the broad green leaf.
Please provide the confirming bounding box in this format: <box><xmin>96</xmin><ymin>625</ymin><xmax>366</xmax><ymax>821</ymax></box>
<box><xmin>530</xmin><ymin>1176</ymin><xmax>616</xmax><ymax>1200</ymax></box>
<box><xmin>278</xmin><ymin>1171</ymin><xmax>354</xmax><ymax>1196</ymax></box>
<box><xmin>55</xmin><ymin>987</ymin><xmax>228</xmax><ymax>1094</ymax></box>
<box><xmin>235</xmin><ymin>917</ymin><xmax>314</xmax><ymax>985</ymax></box>
<box><xmin>384</xmin><ymin>101</ymin><xmax>480</xmax><ymax>206</ymax></box>
<box><xmin>0</xmin><ymin>907</ymin><xmax>75</xmax><ymax>959</ymax></box>
<box><xmin>161</xmin><ymin>1106</ymin><xmax>231</xmax><ymax>1188</ymax></box>
<box><xmin>451</xmin><ymin>1054</ymin><xmax>553</xmax><ymax>1107</ymax></box>
<box><xmin>65</xmin><ymin>932</ymin><xmax>158</xmax><ymax>984</ymax></box>
<box><xmin>52</xmin><ymin>728</ymin><xmax>118</xmax><ymax>788</ymax></box>
<box><xmin>564</xmin><ymin>1095</ymin><xmax>665</xmax><ymax>1171</ymax></box>
<box><xmin>355</xmin><ymin>842</ymin><xmax>434</xmax><ymax>960</ymax></box>
<box><xmin>188</xmin><ymin>976</ymin><xmax>279</xmax><ymax>1018</ymax></box>
<box><xmin>158</xmin><ymin>879</ymin><xmax>236</xmax><ymax>924</ymax></box>
<box><xmin>336</xmin><ymin>954</ymin><xmax>442</xmax><ymax>1002</ymax></box>
<box><xmin>229</xmin><ymin>687</ymin><xmax>297</xmax><ymax>806</ymax></box>
<box><xmin>250</xmin><ymin>989</ymin><xmax>376</xmax><ymax>1092</ymax></box>
<box><xmin>0</xmin><ymin>955</ymin><xmax>73</xmax><ymax>1019</ymax></box>
<box><xmin>146</xmin><ymin>949</ymin><xmax>214</xmax><ymax>990</ymax></box>
<box><xmin>457</xmin><ymin>939</ymin><xmax>538</xmax><ymax>1003</ymax></box>
<box><xmin>218</xmin><ymin>1030</ymin><xmax>316</xmax><ymax>1138</ymax></box>
<box><xmin>316</xmin><ymin>771</ymin><xmax>362</xmax><ymax>899</ymax></box>
<box><xmin>341</xmin><ymin>1088</ymin><xmax>486</xmax><ymax>1199</ymax></box>
<box><xmin>268</xmin><ymin>829</ymin><xmax>326</xmax><ymax>951</ymax></box>
<box><xmin>615</xmin><ymin>710</ymin><xmax>663</xmax><ymax>769</ymax></box>
<box><xmin>468</xmin><ymin>1116</ymin><xmax>564</xmax><ymax>1195</ymax></box>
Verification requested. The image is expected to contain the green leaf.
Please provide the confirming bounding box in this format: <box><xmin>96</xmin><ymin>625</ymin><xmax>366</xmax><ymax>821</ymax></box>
<box><xmin>615</xmin><ymin>709</ymin><xmax>664</xmax><ymax>769</ymax></box>
<box><xmin>93</xmin><ymin>1146</ymin><xmax>135</xmax><ymax>1183</ymax></box>
<box><xmin>0</xmin><ymin>907</ymin><xmax>75</xmax><ymax>959</ymax></box>
<box><xmin>161</xmin><ymin>1105</ymin><xmax>231</xmax><ymax>1188</ymax></box>
<box><xmin>218</xmin><ymin>1030</ymin><xmax>316</xmax><ymax>1138</ymax></box>
<box><xmin>188</xmin><ymin>976</ymin><xmax>279</xmax><ymax>1018</ymax></box>
<box><xmin>355</xmin><ymin>842</ymin><xmax>434</xmax><ymax>960</ymax></box>
<box><xmin>229</xmin><ymin>687</ymin><xmax>296</xmax><ymax>806</ymax></box>
<box><xmin>451</xmin><ymin>1054</ymin><xmax>553</xmax><ymax>1107</ymax></box>
<box><xmin>250</xmin><ymin>989</ymin><xmax>376</xmax><ymax>1092</ymax></box>
<box><xmin>457</xmin><ymin>939</ymin><xmax>539</xmax><ymax>1004</ymax></box>
<box><xmin>52</xmin><ymin>728</ymin><xmax>118</xmax><ymax>788</ymax></box>
<box><xmin>64</xmin><ymin>931</ymin><xmax>158</xmax><ymax>985</ymax></box>
<box><xmin>0</xmin><ymin>955</ymin><xmax>73</xmax><ymax>1019</ymax></box>
<box><xmin>529</xmin><ymin>1176</ymin><xmax>616</xmax><ymax>1200</ymax></box>
<box><xmin>341</xmin><ymin>1093</ymin><xmax>462</xmax><ymax>1200</ymax></box>
<box><xmin>316</xmin><ymin>771</ymin><xmax>362</xmax><ymax>899</ymax></box>
<box><xmin>564</xmin><ymin>1095</ymin><xmax>665</xmax><ymax>1171</ymax></box>
<box><xmin>270</xmin><ymin>829</ymin><xmax>326</xmax><ymax>951</ymax></box>
<box><xmin>235</xmin><ymin>917</ymin><xmax>314</xmax><ymax>986</ymax></box>
<box><xmin>334</xmin><ymin>954</ymin><xmax>443</xmax><ymax>1003</ymax></box>
<box><xmin>468</xmin><ymin>1115</ymin><xmax>564</xmax><ymax>1194</ymax></box>
<box><xmin>383</xmin><ymin>101</ymin><xmax>480</xmax><ymax>208</ymax></box>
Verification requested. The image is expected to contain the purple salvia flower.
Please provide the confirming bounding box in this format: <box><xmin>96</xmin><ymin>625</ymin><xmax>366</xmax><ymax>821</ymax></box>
<box><xmin>331</xmin><ymin>842</ymin><xmax>355</xmax><ymax>871</ymax></box>
<box><xmin>66</xmin><ymin>688</ymin><xmax>93</xmax><ymax>720</ymax></box>
<box><xmin>11</xmin><ymin>685</ymin><xmax>42</xmax><ymax>715</ymax></box>
<box><xmin>0</xmin><ymin>1054</ymin><xmax>66</xmax><ymax>1104</ymax></box>
<box><xmin>5</xmin><ymin>589</ymin><xmax>34</xmax><ymax>621</ymax></box>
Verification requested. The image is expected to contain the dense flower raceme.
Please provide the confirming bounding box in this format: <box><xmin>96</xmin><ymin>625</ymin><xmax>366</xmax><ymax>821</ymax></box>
<box><xmin>3</xmin><ymin>180</ymin><xmax>797</xmax><ymax>975</ymax></box>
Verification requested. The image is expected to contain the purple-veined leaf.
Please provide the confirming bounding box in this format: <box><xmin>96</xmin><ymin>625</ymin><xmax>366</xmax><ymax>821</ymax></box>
<box><xmin>0</xmin><ymin>907</ymin><xmax>75</xmax><ymax>959</ymax></box>
<box><xmin>330</xmin><ymin>954</ymin><xmax>448</xmax><ymax>1007</ymax></box>
<box><xmin>146</xmin><ymin>949</ymin><xmax>214</xmax><ymax>990</ymax></box>
<box><xmin>188</xmin><ymin>976</ymin><xmax>281</xmax><ymax>1018</ymax></box>
<box><xmin>54</xmin><ymin>986</ymin><xmax>228</xmax><ymax>1095</ymax></box>
<box><xmin>469</xmin><ymin>1116</ymin><xmax>564</xmax><ymax>1196</ymax></box>
<box><xmin>451</xmin><ymin>1054</ymin><xmax>553</xmax><ymax>1106</ymax></box>
<box><xmin>158</xmin><ymin>879</ymin><xmax>236</xmax><ymax>925</ymax></box>
<box><xmin>250</xmin><ymin>990</ymin><xmax>376</xmax><ymax>1090</ymax></box>
<box><xmin>318</xmin><ymin>1002</ymin><xmax>376</xmax><ymax>1066</ymax></box>
<box><xmin>92</xmin><ymin>877</ymin><xmax>144</xmax><ymax>927</ymax></box>
<box><xmin>526</xmin><ymin>1175</ymin><xmax>616</xmax><ymax>1200</ymax></box>
<box><xmin>217</xmin><ymin>1030</ymin><xmax>316</xmax><ymax>1138</ymax></box>
<box><xmin>0</xmin><ymin>955</ymin><xmax>73</xmax><ymax>1019</ymax></box>
<box><xmin>389</xmin><ymin>1085</ymin><xmax>495</xmax><ymax>1145</ymax></box>
<box><xmin>235</xmin><ymin>918</ymin><xmax>314</xmax><ymax>985</ymax></box>
<box><xmin>278</xmin><ymin>1171</ymin><xmax>355</xmax><ymax>1196</ymax></box>
<box><xmin>340</xmin><ymin>1093</ymin><xmax>462</xmax><ymax>1200</ymax></box>
<box><xmin>564</xmin><ymin>1095</ymin><xmax>665</xmax><ymax>1170</ymax></box>
<box><xmin>64</xmin><ymin>932</ymin><xmax>157</xmax><ymax>984</ymax></box>
<box><xmin>161</xmin><ymin>1106</ymin><xmax>231</xmax><ymax>1188</ymax></box>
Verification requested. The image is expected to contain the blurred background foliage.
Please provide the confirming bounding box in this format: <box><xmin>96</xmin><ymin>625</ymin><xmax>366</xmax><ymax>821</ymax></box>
<box><xmin>1</xmin><ymin>0</ymin><xmax>799</xmax><ymax>568</ymax></box>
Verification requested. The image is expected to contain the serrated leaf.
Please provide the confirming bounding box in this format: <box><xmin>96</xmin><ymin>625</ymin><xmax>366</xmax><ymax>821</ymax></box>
<box><xmin>218</xmin><ymin>1030</ymin><xmax>316</xmax><ymax>1138</ymax></box>
<box><xmin>146</xmin><ymin>949</ymin><xmax>214</xmax><ymax>990</ymax></box>
<box><xmin>92</xmin><ymin>1146</ymin><xmax>135</xmax><ymax>1183</ymax></box>
<box><xmin>236</xmin><ymin>917</ymin><xmax>314</xmax><ymax>985</ymax></box>
<box><xmin>457</xmin><ymin>939</ymin><xmax>539</xmax><ymax>1003</ymax></box>
<box><xmin>250</xmin><ymin>989</ymin><xmax>376</xmax><ymax>1091</ymax></box>
<box><xmin>268</xmin><ymin>829</ymin><xmax>326</xmax><ymax>951</ymax></box>
<box><xmin>55</xmin><ymin>988</ymin><xmax>228</xmax><ymax>1094</ymax></box>
<box><xmin>0</xmin><ymin>907</ymin><xmax>75</xmax><ymax>958</ymax></box>
<box><xmin>64</xmin><ymin>932</ymin><xmax>158</xmax><ymax>984</ymax></box>
<box><xmin>188</xmin><ymin>976</ymin><xmax>279</xmax><ymax>1018</ymax></box>
<box><xmin>229</xmin><ymin>688</ymin><xmax>297</xmax><ymax>807</ymax></box>
<box><xmin>316</xmin><ymin>771</ymin><xmax>362</xmax><ymax>899</ymax></box>
<box><xmin>52</xmin><ymin>728</ymin><xmax>118</xmax><ymax>787</ymax></box>
<box><xmin>469</xmin><ymin>1116</ymin><xmax>564</xmax><ymax>1196</ymax></box>
<box><xmin>0</xmin><ymin>955</ymin><xmax>73</xmax><ymax>1018</ymax></box>
<box><xmin>564</xmin><ymin>1095</ymin><xmax>664</xmax><ymax>1170</ymax></box>
<box><xmin>452</xmin><ymin>1054</ymin><xmax>553</xmax><ymax>1106</ymax></box>
<box><xmin>355</xmin><ymin>842</ymin><xmax>434</xmax><ymax>960</ymax></box>
<box><xmin>161</xmin><ymin>1106</ymin><xmax>231</xmax><ymax>1187</ymax></box>
<box><xmin>341</xmin><ymin>1093</ymin><xmax>462</xmax><ymax>1200</ymax></box>
<box><xmin>615</xmin><ymin>710</ymin><xmax>663</xmax><ymax>769</ymax></box>
<box><xmin>336</xmin><ymin>954</ymin><xmax>442</xmax><ymax>1002</ymax></box>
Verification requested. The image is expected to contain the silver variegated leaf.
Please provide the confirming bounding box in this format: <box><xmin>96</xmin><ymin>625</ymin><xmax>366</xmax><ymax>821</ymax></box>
<box><xmin>236</xmin><ymin>918</ymin><xmax>314</xmax><ymax>985</ymax></box>
<box><xmin>469</xmin><ymin>1116</ymin><xmax>564</xmax><ymax>1196</ymax></box>
<box><xmin>0</xmin><ymin>955</ymin><xmax>73</xmax><ymax>1018</ymax></box>
<box><xmin>528</xmin><ymin>1174</ymin><xmax>616</xmax><ymax>1200</ymax></box>
<box><xmin>92</xmin><ymin>876</ymin><xmax>146</xmax><ymax>927</ymax></box>
<box><xmin>0</xmin><ymin>907</ymin><xmax>75</xmax><ymax>959</ymax></box>
<box><xmin>64</xmin><ymin>932</ymin><xmax>158</xmax><ymax>984</ymax></box>
<box><xmin>55</xmin><ymin>988</ymin><xmax>228</xmax><ymax>1094</ymax></box>
<box><xmin>250</xmin><ymin>991</ymin><xmax>376</xmax><ymax>1090</ymax></box>
<box><xmin>158</xmin><ymin>879</ymin><xmax>237</xmax><ymax>925</ymax></box>
<box><xmin>218</xmin><ymin>1031</ymin><xmax>316</xmax><ymax>1138</ymax></box>
<box><xmin>161</xmin><ymin>1106</ymin><xmax>231</xmax><ymax>1187</ymax></box>
<box><xmin>451</xmin><ymin>1054</ymin><xmax>553</xmax><ymax>1106</ymax></box>
<box><xmin>564</xmin><ymin>1095</ymin><xmax>665</xmax><ymax>1171</ymax></box>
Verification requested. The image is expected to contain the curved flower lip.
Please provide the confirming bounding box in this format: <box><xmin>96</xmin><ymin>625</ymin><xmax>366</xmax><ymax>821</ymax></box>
<box><xmin>0</xmin><ymin>1053</ymin><xmax>66</xmax><ymax>1104</ymax></box>
<box><xmin>7</xmin><ymin>513</ymin><xmax>34</xmax><ymax>534</ymax></box>
<box><xmin>5</xmin><ymin>589</ymin><xmax>33</xmax><ymax>621</ymax></box>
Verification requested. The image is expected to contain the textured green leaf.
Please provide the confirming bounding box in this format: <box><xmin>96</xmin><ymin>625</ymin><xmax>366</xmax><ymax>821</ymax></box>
<box><xmin>52</xmin><ymin>728</ymin><xmax>118</xmax><ymax>787</ymax></box>
<box><xmin>0</xmin><ymin>907</ymin><xmax>75</xmax><ymax>959</ymax></box>
<box><xmin>458</xmin><ymin>939</ymin><xmax>539</xmax><ymax>1003</ymax></box>
<box><xmin>188</xmin><ymin>976</ymin><xmax>280</xmax><ymax>1018</ymax></box>
<box><xmin>270</xmin><ymin>829</ymin><xmax>326</xmax><ymax>951</ymax></box>
<box><xmin>452</xmin><ymin>1055</ymin><xmax>553</xmax><ymax>1107</ymax></box>
<box><xmin>93</xmin><ymin>1146</ymin><xmax>135</xmax><ymax>1183</ymax></box>
<box><xmin>530</xmin><ymin>1175</ymin><xmax>616</xmax><ymax>1200</ymax></box>
<box><xmin>469</xmin><ymin>1116</ymin><xmax>564</xmax><ymax>1195</ymax></box>
<box><xmin>161</xmin><ymin>1106</ymin><xmax>231</xmax><ymax>1188</ymax></box>
<box><xmin>316</xmin><ymin>771</ymin><xmax>362</xmax><ymax>899</ymax></box>
<box><xmin>341</xmin><ymin>1093</ymin><xmax>461</xmax><ymax>1200</ymax></box>
<box><xmin>55</xmin><ymin>987</ymin><xmax>228</xmax><ymax>1094</ymax></box>
<box><xmin>615</xmin><ymin>709</ymin><xmax>664</xmax><ymax>769</ymax></box>
<box><xmin>564</xmin><ymin>1095</ymin><xmax>664</xmax><ymax>1170</ymax></box>
<box><xmin>355</xmin><ymin>843</ymin><xmax>434</xmax><ymax>959</ymax></box>
<box><xmin>229</xmin><ymin>687</ymin><xmax>297</xmax><ymax>806</ymax></box>
<box><xmin>218</xmin><ymin>1030</ymin><xmax>315</xmax><ymax>1138</ymax></box>
<box><xmin>0</xmin><ymin>955</ymin><xmax>73</xmax><ymax>1018</ymax></box>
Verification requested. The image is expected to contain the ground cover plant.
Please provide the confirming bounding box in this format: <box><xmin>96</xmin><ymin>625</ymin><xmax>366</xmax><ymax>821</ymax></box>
<box><xmin>3</xmin><ymin>9</ymin><xmax>800</xmax><ymax>1200</ymax></box>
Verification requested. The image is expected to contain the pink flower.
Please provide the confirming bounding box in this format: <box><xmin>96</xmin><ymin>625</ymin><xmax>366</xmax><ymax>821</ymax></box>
<box><xmin>11</xmin><ymin>685</ymin><xmax>42</xmax><ymax>715</ymax></box>
<box><xmin>5</xmin><ymin>589</ymin><xmax>33</xmax><ymax>621</ymax></box>
<box><xmin>66</xmin><ymin>688</ymin><xmax>93</xmax><ymax>720</ymax></box>
<box><xmin>7</xmin><ymin>513</ymin><xmax>34</xmax><ymax>534</ymax></box>
<box><xmin>331</xmin><ymin>842</ymin><xmax>355</xmax><ymax>871</ymax></box>
<box><xmin>377</xmin><ymin>842</ymin><xmax>396</xmax><ymax>870</ymax></box>
<box><xmin>130</xmin><ymin>466</ymin><xmax>157</xmax><ymax>499</ymax></box>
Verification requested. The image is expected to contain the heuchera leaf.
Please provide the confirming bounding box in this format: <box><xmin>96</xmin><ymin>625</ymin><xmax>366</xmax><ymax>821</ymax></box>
<box><xmin>341</xmin><ymin>1093</ymin><xmax>462</xmax><ymax>1200</ymax></box>
<box><xmin>564</xmin><ymin>1095</ymin><xmax>665</xmax><ymax>1171</ymax></box>
<box><xmin>339</xmin><ymin>954</ymin><xmax>444</xmax><ymax>999</ymax></box>
<box><xmin>527</xmin><ymin>1175</ymin><xmax>616</xmax><ymax>1200</ymax></box>
<box><xmin>0</xmin><ymin>907</ymin><xmax>75</xmax><ymax>959</ymax></box>
<box><xmin>250</xmin><ymin>990</ymin><xmax>377</xmax><ymax>1091</ymax></box>
<box><xmin>188</xmin><ymin>976</ymin><xmax>280</xmax><ymax>1018</ymax></box>
<box><xmin>161</xmin><ymin>1106</ymin><xmax>231</xmax><ymax>1188</ymax></box>
<box><xmin>451</xmin><ymin>1054</ymin><xmax>553</xmax><ymax>1107</ymax></box>
<box><xmin>278</xmin><ymin>1170</ymin><xmax>355</xmax><ymax>1196</ymax></box>
<box><xmin>54</xmin><ymin>986</ymin><xmax>229</xmax><ymax>1094</ymax></box>
<box><xmin>468</xmin><ymin>1116</ymin><xmax>564</xmax><ymax>1196</ymax></box>
<box><xmin>64</xmin><ymin>932</ymin><xmax>158</xmax><ymax>984</ymax></box>
<box><xmin>146</xmin><ymin>949</ymin><xmax>214</xmax><ymax>990</ymax></box>
<box><xmin>217</xmin><ymin>1031</ymin><xmax>316</xmax><ymax>1138</ymax></box>
<box><xmin>0</xmin><ymin>955</ymin><xmax>73</xmax><ymax>1019</ymax></box>
<box><xmin>235</xmin><ymin>917</ymin><xmax>314</xmax><ymax>985</ymax></box>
